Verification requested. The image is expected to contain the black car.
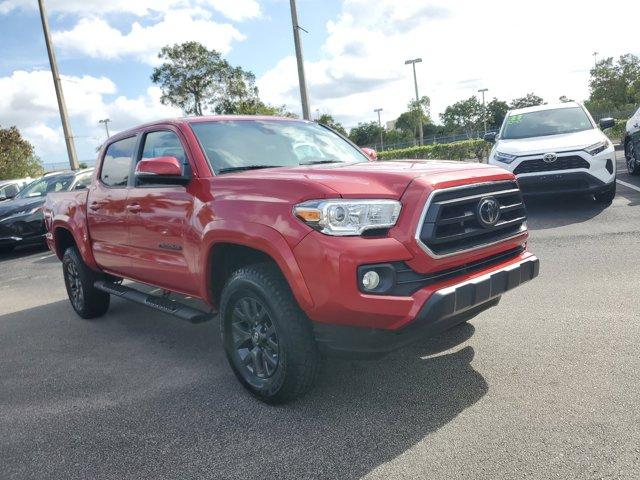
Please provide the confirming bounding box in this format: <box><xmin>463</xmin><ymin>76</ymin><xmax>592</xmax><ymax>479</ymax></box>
<box><xmin>623</xmin><ymin>106</ymin><xmax>640</xmax><ymax>175</ymax></box>
<box><xmin>0</xmin><ymin>169</ymin><xmax>93</xmax><ymax>254</ymax></box>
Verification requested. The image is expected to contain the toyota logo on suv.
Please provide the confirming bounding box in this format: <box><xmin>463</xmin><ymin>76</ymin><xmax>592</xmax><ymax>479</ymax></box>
<box><xmin>477</xmin><ymin>197</ymin><xmax>501</xmax><ymax>228</ymax></box>
<box><xmin>543</xmin><ymin>152</ymin><xmax>558</xmax><ymax>163</ymax></box>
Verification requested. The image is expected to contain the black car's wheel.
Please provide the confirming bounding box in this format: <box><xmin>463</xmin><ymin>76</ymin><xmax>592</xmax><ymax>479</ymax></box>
<box><xmin>62</xmin><ymin>247</ymin><xmax>110</xmax><ymax>319</ymax></box>
<box><xmin>627</xmin><ymin>141</ymin><xmax>640</xmax><ymax>175</ymax></box>
<box><xmin>594</xmin><ymin>182</ymin><xmax>616</xmax><ymax>204</ymax></box>
<box><xmin>220</xmin><ymin>263</ymin><xmax>320</xmax><ymax>404</ymax></box>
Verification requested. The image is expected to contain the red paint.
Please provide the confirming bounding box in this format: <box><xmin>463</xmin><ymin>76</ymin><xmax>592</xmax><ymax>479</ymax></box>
<box><xmin>44</xmin><ymin>116</ymin><xmax>535</xmax><ymax>332</ymax></box>
<box><xmin>135</xmin><ymin>156</ymin><xmax>183</xmax><ymax>176</ymax></box>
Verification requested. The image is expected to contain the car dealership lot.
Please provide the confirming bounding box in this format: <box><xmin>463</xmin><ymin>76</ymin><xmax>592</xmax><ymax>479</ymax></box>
<box><xmin>1</xmin><ymin>153</ymin><xmax>639</xmax><ymax>480</ymax></box>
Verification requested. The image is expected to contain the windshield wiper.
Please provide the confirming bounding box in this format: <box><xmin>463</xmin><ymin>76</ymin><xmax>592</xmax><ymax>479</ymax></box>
<box><xmin>218</xmin><ymin>165</ymin><xmax>282</xmax><ymax>174</ymax></box>
<box><xmin>299</xmin><ymin>159</ymin><xmax>342</xmax><ymax>165</ymax></box>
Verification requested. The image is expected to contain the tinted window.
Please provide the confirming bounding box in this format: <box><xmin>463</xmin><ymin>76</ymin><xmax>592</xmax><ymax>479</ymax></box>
<box><xmin>501</xmin><ymin>107</ymin><xmax>593</xmax><ymax>140</ymax></box>
<box><xmin>190</xmin><ymin>120</ymin><xmax>367</xmax><ymax>174</ymax></box>
<box><xmin>0</xmin><ymin>183</ymin><xmax>19</xmax><ymax>198</ymax></box>
<box><xmin>16</xmin><ymin>175</ymin><xmax>74</xmax><ymax>198</ymax></box>
<box><xmin>101</xmin><ymin>137</ymin><xmax>136</xmax><ymax>187</ymax></box>
<box><xmin>141</xmin><ymin>131</ymin><xmax>186</xmax><ymax>164</ymax></box>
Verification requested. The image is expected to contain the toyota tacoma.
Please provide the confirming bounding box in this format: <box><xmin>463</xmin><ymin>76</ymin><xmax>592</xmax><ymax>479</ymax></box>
<box><xmin>44</xmin><ymin>116</ymin><xmax>539</xmax><ymax>403</ymax></box>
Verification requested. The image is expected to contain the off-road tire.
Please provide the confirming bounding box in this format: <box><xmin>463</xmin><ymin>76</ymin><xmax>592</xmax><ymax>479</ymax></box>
<box><xmin>220</xmin><ymin>263</ymin><xmax>321</xmax><ymax>404</ymax></box>
<box><xmin>62</xmin><ymin>247</ymin><xmax>110</xmax><ymax>319</ymax></box>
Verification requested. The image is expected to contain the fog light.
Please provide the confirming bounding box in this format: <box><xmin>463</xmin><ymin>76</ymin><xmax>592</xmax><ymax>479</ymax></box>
<box><xmin>362</xmin><ymin>270</ymin><xmax>380</xmax><ymax>290</ymax></box>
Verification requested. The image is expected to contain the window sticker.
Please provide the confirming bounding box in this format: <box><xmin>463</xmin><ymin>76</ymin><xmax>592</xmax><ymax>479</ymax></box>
<box><xmin>507</xmin><ymin>114</ymin><xmax>524</xmax><ymax>124</ymax></box>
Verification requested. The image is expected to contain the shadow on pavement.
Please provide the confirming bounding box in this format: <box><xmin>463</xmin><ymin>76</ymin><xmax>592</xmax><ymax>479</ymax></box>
<box><xmin>1</xmin><ymin>298</ymin><xmax>486</xmax><ymax>480</ymax></box>
<box><xmin>524</xmin><ymin>194</ymin><xmax>609</xmax><ymax>230</ymax></box>
<box><xmin>0</xmin><ymin>243</ymin><xmax>48</xmax><ymax>262</ymax></box>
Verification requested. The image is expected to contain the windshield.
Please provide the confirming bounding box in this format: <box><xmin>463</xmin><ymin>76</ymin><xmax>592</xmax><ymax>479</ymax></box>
<box><xmin>501</xmin><ymin>107</ymin><xmax>593</xmax><ymax>140</ymax></box>
<box><xmin>189</xmin><ymin>120</ymin><xmax>368</xmax><ymax>174</ymax></box>
<box><xmin>16</xmin><ymin>175</ymin><xmax>74</xmax><ymax>199</ymax></box>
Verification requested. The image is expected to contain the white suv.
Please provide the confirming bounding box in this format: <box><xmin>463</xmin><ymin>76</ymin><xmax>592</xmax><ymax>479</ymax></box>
<box><xmin>485</xmin><ymin>102</ymin><xmax>616</xmax><ymax>203</ymax></box>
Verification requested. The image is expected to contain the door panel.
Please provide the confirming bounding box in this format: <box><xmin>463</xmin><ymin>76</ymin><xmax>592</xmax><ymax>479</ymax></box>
<box><xmin>125</xmin><ymin>129</ymin><xmax>198</xmax><ymax>295</ymax></box>
<box><xmin>86</xmin><ymin>136</ymin><xmax>136</xmax><ymax>274</ymax></box>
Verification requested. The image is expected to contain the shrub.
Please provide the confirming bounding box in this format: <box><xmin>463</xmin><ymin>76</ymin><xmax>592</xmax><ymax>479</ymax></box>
<box><xmin>603</xmin><ymin>119</ymin><xmax>627</xmax><ymax>143</ymax></box>
<box><xmin>377</xmin><ymin>139</ymin><xmax>489</xmax><ymax>162</ymax></box>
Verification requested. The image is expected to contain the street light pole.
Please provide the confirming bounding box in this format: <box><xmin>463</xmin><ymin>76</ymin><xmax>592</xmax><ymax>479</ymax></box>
<box><xmin>37</xmin><ymin>0</ymin><xmax>79</xmax><ymax>170</ymax></box>
<box><xmin>478</xmin><ymin>88</ymin><xmax>488</xmax><ymax>135</ymax></box>
<box><xmin>405</xmin><ymin>58</ymin><xmax>423</xmax><ymax>146</ymax></box>
<box><xmin>99</xmin><ymin>118</ymin><xmax>111</xmax><ymax>139</ymax></box>
<box><xmin>374</xmin><ymin>108</ymin><xmax>384</xmax><ymax>150</ymax></box>
<box><xmin>593</xmin><ymin>51</ymin><xmax>599</xmax><ymax>67</ymax></box>
<box><xmin>289</xmin><ymin>0</ymin><xmax>311</xmax><ymax>120</ymax></box>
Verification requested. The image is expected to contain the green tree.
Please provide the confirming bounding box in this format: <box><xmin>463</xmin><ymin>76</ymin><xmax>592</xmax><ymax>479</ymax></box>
<box><xmin>0</xmin><ymin>125</ymin><xmax>43</xmax><ymax>180</ymax></box>
<box><xmin>440</xmin><ymin>96</ymin><xmax>483</xmax><ymax>138</ymax></box>
<box><xmin>509</xmin><ymin>93</ymin><xmax>545</xmax><ymax>109</ymax></box>
<box><xmin>585</xmin><ymin>54</ymin><xmax>640</xmax><ymax>115</ymax></box>
<box><xmin>349</xmin><ymin>121</ymin><xmax>384</xmax><ymax>147</ymax></box>
<box><xmin>151</xmin><ymin>41</ymin><xmax>285</xmax><ymax>116</ymax></box>
<box><xmin>316</xmin><ymin>114</ymin><xmax>347</xmax><ymax>136</ymax></box>
<box><xmin>486</xmin><ymin>98</ymin><xmax>509</xmax><ymax>129</ymax></box>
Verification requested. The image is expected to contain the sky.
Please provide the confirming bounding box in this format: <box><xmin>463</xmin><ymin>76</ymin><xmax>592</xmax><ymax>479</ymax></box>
<box><xmin>0</xmin><ymin>0</ymin><xmax>638</xmax><ymax>165</ymax></box>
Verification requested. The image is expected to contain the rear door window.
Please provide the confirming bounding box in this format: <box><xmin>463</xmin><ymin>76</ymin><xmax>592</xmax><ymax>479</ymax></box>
<box><xmin>101</xmin><ymin>137</ymin><xmax>136</xmax><ymax>187</ymax></box>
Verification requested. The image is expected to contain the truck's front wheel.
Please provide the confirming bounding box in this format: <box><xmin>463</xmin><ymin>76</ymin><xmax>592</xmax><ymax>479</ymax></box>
<box><xmin>62</xmin><ymin>247</ymin><xmax>110</xmax><ymax>319</ymax></box>
<box><xmin>220</xmin><ymin>263</ymin><xmax>320</xmax><ymax>404</ymax></box>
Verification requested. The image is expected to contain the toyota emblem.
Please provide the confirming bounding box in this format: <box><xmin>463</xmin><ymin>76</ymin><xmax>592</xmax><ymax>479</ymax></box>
<box><xmin>477</xmin><ymin>197</ymin><xmax>501</xmax><ymax>228</ymax></box>
<box><xmin>543</xmin><ymin>152</ymin><xmax>557</xmax><ymax>163</ymax></box>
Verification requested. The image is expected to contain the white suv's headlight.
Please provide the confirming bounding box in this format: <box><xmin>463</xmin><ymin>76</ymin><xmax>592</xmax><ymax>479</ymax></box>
<box><xmin>584</xmin><ymin>140</ymin><xmax>610</xmax><ymax>156</ymax></box>
<box><xmin>493</xmin><ymin>151</ymin><xmax>518</xmax><ymax>164</ymax></box>
<box><xmin>294</xmin><ymin>199</ymin><xmax>401</xmax><ymax>236</ymax></box>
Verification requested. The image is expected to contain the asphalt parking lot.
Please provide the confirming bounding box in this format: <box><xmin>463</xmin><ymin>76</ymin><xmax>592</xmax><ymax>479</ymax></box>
<box><xmin>1</xmin><ymin>152</ymin><xmax>639</xmax><ymax>480</ymax></box>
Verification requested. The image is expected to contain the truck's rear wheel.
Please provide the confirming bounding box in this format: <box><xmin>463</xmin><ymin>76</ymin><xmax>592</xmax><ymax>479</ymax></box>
<box><xmin>62</xmin><ymin>247</ymin><xmax>110</xmax><ymax>319</ymax></box>
<box><xmin>220</xmin><ymin>263</ymin><xmax>320</xmax><ymax>404</ymax></box>
<box><xmin>627</xmin><ymin>141</ymin><xmax>640</xmax><ymax>175</ymax></box>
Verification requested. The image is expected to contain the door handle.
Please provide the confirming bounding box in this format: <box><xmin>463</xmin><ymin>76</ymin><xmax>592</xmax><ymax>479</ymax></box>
<box><xmin>88</xmin><ymin>202</ymin><xmax>100</xmax><ymax>211</ymax></box>
<box><xmin>126</xmin><ymin>204</ymin><xmax>141</xmax><ymax>213</ymax></box>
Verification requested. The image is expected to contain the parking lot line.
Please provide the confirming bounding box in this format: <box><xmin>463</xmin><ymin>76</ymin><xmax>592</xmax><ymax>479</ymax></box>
<box><xmin>616</xmin><ymin>179</ymin><xmax>640</xmax><ymax>193</ymax></box>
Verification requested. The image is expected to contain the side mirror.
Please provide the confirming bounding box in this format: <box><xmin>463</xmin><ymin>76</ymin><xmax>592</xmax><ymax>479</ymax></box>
<box><xmin>135</xmin><ymin>156</ymin><xmax>190</xmax><ymax>185</ymax></box>
<box><xmin>483</xmin><ymin>132</ymin><xmax>497</xmax><ymax>143</ymax></box>
<box><xmin>361</xmin><ymin>147</ymin><xmax>377</xmax><ymax>161</ymax></box>
<box><xmin>599</xmin><ymin>117</ymin><xmax>615</xmax><ymax>130</ymax></box>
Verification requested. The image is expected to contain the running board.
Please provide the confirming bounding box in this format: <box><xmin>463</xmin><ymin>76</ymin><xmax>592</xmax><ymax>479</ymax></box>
<box><xmin>94</xmin><ymin>280</ymin><xmax>212</xmax><ymax>324</ymax></box>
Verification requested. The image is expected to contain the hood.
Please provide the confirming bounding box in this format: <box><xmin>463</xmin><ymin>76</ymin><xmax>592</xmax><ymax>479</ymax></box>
<box><xmin>222</xmin><ymin>161</ymin><xmax>508</xmax><ymax>198</ymax></box>
<box><xmin>495</xmin><ymin>129</ymin><xmax>606</xmax><ymax>156</ymax></box>
<box><xmin>0</xmin><ymin>196</ymin><xmax>45</xmax><ymax>219</ymax></box>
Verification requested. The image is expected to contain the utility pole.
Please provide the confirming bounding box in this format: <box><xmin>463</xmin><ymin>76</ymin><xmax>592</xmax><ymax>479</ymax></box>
<box><xmin>593</xmin><ymin>51</ymin><xmax>599</xmax><ymax>67</ymax></box>
<box><xmin>405</xmin><ymin>58</ymin><xmax>423</xmax><ymax>145</ymax></box>
<box><xmin>289</xmin><ymin>0</ymin><xmax>311</xmax><ymax>120</ymax></box>
<box><xmin>37</xmin><ymin>0</ymin><xmax>79</xmax><ymax>170</ymax></box>
<box><xmin>478</xmin><ymin>88</ymin><xmax>488</xmax><ymax>135</ymax></box>
<box><xmin>374</xmin><ymin>108</ymin><xmax>384</xmax><ymax>150</ymax></box>
<box><xmin>98</xmin><ymin>119</ymin><xmax>111</xmax><ymax>139</ymax></box>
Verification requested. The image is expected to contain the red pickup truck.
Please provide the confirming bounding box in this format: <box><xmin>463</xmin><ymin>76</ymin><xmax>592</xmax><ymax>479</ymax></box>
<box><xmin>44</xmin><ymin>116</ymin><xmax>539</xmax><ymax>403</ymax></box>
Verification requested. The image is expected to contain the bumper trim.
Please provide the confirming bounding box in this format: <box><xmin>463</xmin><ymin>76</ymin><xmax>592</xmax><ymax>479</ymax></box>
<box><xmin>314</xmin><ymin>255</ymin><xmax>539</xmax><ymax>357</ymax></box>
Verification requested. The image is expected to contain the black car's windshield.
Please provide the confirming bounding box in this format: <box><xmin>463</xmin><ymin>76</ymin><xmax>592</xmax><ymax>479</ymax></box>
<box><xmin>501</xmin><ymin>107</ymin><xmax>594</xmax><ymax>140</ymax></box>
<box><xmin>16</xmin><ymin>175</ymin><xmax>74</xmax><ymax>199</ymax></box>
<box><xmin>190</xmin><ymin>120</ymin><xmax>368</xmax><ymax>174</ymax></box>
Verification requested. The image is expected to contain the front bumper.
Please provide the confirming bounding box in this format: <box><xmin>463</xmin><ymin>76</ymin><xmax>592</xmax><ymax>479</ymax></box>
<box><xmin>517</xmin><ymin>172</ymin><xmax>612</xmax><ymax>196</ymax></box>
<box><xmin>314</xmin><ymin>255</ymin><xmax>539</xmax><ymax>356</ymax></box>
<box><xmin>0</xmin><ymin>213</ymin><xmax>46</xmax><ymax>247</ymax></box>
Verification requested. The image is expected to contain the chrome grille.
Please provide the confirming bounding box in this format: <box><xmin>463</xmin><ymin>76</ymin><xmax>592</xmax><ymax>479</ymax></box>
<box><xmin>416</xmin><ymin>181</ymin><xmax>527</xmax><ymax>257</ymax></box>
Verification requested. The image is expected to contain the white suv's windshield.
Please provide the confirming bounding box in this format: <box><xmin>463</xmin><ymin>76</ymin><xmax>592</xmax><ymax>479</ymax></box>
<box><xmin>501</xmin><ymin>107</ymin><xmax>593</xmax><ymax>140</ymax></box>
<box><xmin>190</xmin><ymin>120</ymin><xmax>368</xmax><ymax>174</ymax></box>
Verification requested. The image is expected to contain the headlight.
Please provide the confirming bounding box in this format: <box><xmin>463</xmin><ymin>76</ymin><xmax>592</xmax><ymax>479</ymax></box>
<box><xmin>584</xmin><ymin>140</ymin><xmax>610</xmax><ymax>156</ymax></box>
<box><xmin>493</xmin><ymin>151</ymin><xmax>518</xmax><ymax>164</ymax></box>
<box><xmin>294</xmin><ymin>199</ymin><xmax>401</xmax><ymax>236</ymax></box>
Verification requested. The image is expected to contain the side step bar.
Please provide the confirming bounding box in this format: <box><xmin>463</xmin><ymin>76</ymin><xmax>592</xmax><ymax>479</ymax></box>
<box><xmin>94</xmin><ymin>280</ymin><xmax>212</xmax><ymax>324</ymax></box>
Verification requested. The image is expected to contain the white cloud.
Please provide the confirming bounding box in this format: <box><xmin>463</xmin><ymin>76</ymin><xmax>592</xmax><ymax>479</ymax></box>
<box><xmin>0</xmin><ymin>0</ymin><xmax>261</xmax><ymax>21</ymax></box>
<box><xmin>52</xmin><ymin>9</ymin><xmax>246</xmax><ymax>64</ymax></box>
<box><xmin>0</xmin><ymin>70</ymin><xmax>181</xmax><ymax>163</ymax></box>
<box><xmin>258</xmin><ymin>0</ymin><xmax>640</xmax><ymax>129</ymax></box>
